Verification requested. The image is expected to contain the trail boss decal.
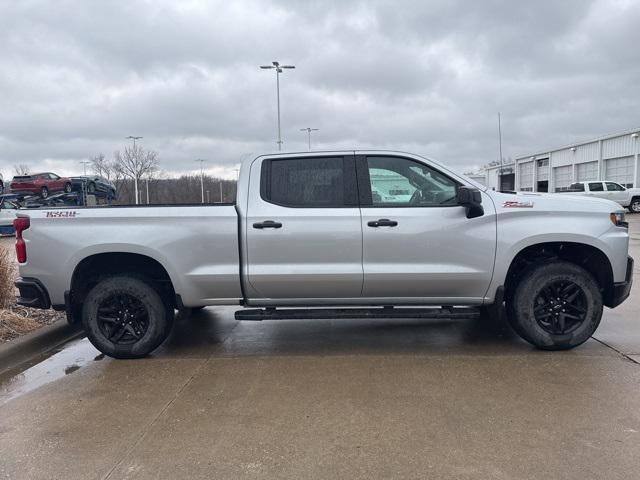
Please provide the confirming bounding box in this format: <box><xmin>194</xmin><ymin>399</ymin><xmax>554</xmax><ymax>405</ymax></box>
<box><xmin>503</xmin><ymin>201</ymin><xmax>534</xmax><ymax>208</ymax></box>
<box><xmin>46</xmin><ymin>211</ymin><xmax>78</xmax><ymax>218</ymax></box>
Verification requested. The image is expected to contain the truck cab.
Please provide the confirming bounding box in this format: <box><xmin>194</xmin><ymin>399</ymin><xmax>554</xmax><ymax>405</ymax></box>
<box><xmin>567</xmin><ymin>181</ymin><xmax>640</xmax><ymax>213</ymax></box>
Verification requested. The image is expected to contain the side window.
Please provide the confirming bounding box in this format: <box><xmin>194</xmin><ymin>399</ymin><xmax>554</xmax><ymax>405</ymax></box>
<box><xmin>261</xmin><ymin>157</ymin><xmax>353</xmax><ymax>207</ymax></box>
<box><xmin>589</xmin><ymin>182</ymin><xmax>604</xmax><ymax>192</ymax></box>
<box><xmin>569</xmin><ymin>183</ymin><xmax>585</xmax><ymax>191</ymax></box>
<box><xmin>364</xmin><ymin>156</ymin><xmax>459</xmax><ymax>207</ymax></box>
<box><xmin>605</xmin><ymin>182</ymin><xmax>625</xmax><ymax>191</ymax></box>
<box><xmin>49</xmin><ymin>173</ymin><xmax>60</xmax><ymax>180</ymax></box>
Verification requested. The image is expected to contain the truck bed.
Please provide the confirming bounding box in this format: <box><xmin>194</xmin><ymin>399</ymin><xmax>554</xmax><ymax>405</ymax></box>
<box><xmin>21</xmin><ymin>205</ymin><xmax>243</xmax><ymax>307</ymax></box>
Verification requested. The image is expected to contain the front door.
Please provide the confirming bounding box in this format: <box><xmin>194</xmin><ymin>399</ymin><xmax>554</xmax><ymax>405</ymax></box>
<box><xmin>245</xmin><ymin>155</ymin><xmax>363</xmax><ymax>301</ymax></box>
<box><xmin>605</xmin><ymin>182</ymin><xmax>628</xmax><ymax>205</ymax></box>
<box><xmin>357</xmin><ymin>155</ymin><xmax>496</xmax><ymax>303</ymax></box>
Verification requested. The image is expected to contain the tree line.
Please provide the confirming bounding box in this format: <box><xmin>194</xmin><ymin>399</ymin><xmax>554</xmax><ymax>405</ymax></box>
<box><xmin>12</xmin><ymin>145</ymin><xmax>237</xmax><ymax>205</ymax></box>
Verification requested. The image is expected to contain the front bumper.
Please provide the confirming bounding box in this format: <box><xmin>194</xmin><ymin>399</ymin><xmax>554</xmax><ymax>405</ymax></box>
<box><xmin>15</xmin><ymin>277</ymin><xmax>51</xmax><ymax>309</ymax></box>
<box><xmin>609</xmin><ymin>256</ymin><xmax>634</xmax><ymax>308</ymax></box>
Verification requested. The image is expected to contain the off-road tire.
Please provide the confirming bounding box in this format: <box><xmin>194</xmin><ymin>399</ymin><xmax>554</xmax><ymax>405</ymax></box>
<box><xmin>82</xmin><ymin>275</ymin><xmax>174</xmax><ymax>359</ymax></box>
<box><xmin>506</xmin><ymin>260</ymin><xmax>602</xmax><ymax>350</ymax></box>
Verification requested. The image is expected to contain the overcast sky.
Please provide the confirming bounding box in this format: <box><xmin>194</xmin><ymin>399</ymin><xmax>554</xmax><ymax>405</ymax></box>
<box><xmin>1</xmin><ymin>0</ymin><xmax>639</xmax><ymax>179</ymax></box>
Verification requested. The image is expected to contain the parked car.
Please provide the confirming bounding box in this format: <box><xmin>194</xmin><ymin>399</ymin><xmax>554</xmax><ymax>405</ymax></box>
<box><xmin>23</xmin><ymin>192</ymin><xmax>82</xmax><ymax>209</ymax></box>
<box><xmin>563</xmin><ymin>181</ymin><xmax>640</xmax><ymax>213</ymax></box>
<box><xmin>0</xmin><ymin>197</ymin><xmax>19</xmax><ymax>228</ymax></box>
<box><xmin>13</xmin><ymin>150</ymin><xmax>633</xmax><ymax>358</ymax></box>
<box><xmin>10</xmin><ymin>173</ymin><xmax>72</xmax><ymax>198</ymax></box>
<box><xmin>71</xmin><ymin>175</ymin><xmax>116</xmax><ymax>199</ymax></box>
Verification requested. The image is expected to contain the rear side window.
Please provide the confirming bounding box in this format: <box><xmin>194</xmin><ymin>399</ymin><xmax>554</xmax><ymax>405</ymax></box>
<box><xmin>569</xmin><ymin>183</ymin><xmax>585</xmax><ymax>191</ymax></box>
<box><xmin>589</xmin><ymin>182</ymin><xmax>604</xmax><ymax>191</ymax></box>
<box><xmin>261</xmin><ymin>156</ymin><xmax>356</xmax><ymax>207</ymax></box>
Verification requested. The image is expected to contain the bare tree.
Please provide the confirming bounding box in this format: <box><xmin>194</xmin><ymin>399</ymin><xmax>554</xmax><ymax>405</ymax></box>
<box><xmin>91</xmin><ymin>154</ymin><xmax>113</xmax><ymax>179</ymax></box>
<box><xmin>113</xmin><ymin>144</ymin><xmax>159</xmax><ymax>204</ymax></box>
<box><xmin>14</xmin><ymin>164</ymin><xmax>30</xmax><ymax>175</ymax></box>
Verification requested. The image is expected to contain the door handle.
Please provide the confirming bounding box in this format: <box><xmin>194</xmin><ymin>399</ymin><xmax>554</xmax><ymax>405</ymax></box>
<box><xmin>367</xmin><ymin>218</ymin><xmax>398</xmax><ymax>228</ymax></box>
<box><xmin>253</xmin><ymin>220</ymin><xmax>283</xmax><ymax>229</ymax></box>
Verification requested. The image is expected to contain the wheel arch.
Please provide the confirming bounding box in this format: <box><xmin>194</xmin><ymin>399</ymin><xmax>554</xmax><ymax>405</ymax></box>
<box><xmin>69</xmin><ymin>252</ymin><xmax>179</xmax><ymax>315</ymax></box>
<box><xmin>503</xmin><ymin>241</ymin><xmax>615</xmax><ymax>307</ymax></box>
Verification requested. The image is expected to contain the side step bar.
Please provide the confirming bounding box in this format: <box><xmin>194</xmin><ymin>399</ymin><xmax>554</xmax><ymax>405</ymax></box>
<box><xmin>235</xmin><ymin>306</ymin><xmax>480</xmax><ymax>321</ymax></box>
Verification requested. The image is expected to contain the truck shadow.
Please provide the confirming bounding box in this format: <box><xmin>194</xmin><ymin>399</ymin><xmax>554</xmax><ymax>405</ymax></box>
<box><xmin>161</xmin><ymin>306</ymin><xmax>534</xmax><ymax>357</ymax></box>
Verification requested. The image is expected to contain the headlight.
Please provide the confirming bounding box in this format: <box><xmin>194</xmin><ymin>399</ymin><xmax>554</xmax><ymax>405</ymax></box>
<box><xmin>610</xmin><ymin>211</ymin><xmax>628</xmax><ymax>228</ymax></box>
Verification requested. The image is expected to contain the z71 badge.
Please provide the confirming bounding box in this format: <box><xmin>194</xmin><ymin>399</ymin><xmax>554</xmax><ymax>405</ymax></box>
<box><xmin>46</xmin><ymin>211</ymin><xmax>78</xmax><ymax>218</ymax></box>
<box><xmin>503</xmin><ymin>201</ymin><xmax>534</xmax><ymax>208</ymax></box>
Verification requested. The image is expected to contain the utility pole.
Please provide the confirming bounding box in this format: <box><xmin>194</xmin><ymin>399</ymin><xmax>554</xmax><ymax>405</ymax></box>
<box><xmin>126</xmin><ymin>135</ymin><xmax>143</xmax><ymax>204</ymax></box>
<box><xmin>219</xmin><ymin>181</ymin><xmax>223</xmax><ymax>203</ymax></box>
<box><xmin>300</xmin><ymin>127</ymin><xmax>319</xmax><ymax>150</ymax></box>
<box><xmin>206</xmin><ymin>190</ymin><xmax>210</xmax><ymax>203</ymax></box>
<box><xmin>260</xmin><ymin>61</ymin><xmax>295</xmax><ymax>150</ymax></box>
<box><xmin>196</xmin><ymin>159</ymin><xmax>206</xmax><ymax>203</ymax></box>
<box><xmin>146</xmin><ymin>177</ymin><xmax>150</xmax><ymax>204</ymax></box>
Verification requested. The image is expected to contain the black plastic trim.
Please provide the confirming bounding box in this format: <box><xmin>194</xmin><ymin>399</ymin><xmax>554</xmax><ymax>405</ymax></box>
<box><xmin>608</xmin><ymin>256</ymin><xmax>634</xmax><ymax>308</ymax></box>
<box><xmin>235</xmin><ymin>306</ymin><xmax>480</xmax><ymax>321</ymax></box>
<box><xmin>15</xmin><ymin>277</ymin><xmax>51</xmax><ymax>309</ymax></box>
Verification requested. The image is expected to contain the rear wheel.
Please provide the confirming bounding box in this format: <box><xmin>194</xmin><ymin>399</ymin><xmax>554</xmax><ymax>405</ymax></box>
<box><xmin>506</xmin><ymin>261</ymin><xmax>602</xmax><ymax>350</ymax></box>
<box><xmin>82</xmin><ymin>276</ymin><xmax>174</xmax><ymax>359</ymax></box>
<box><xmin>64</xmin><ymin>182</ymin><xmax>72</xmax><ymax>193</ymax></box>
<box><xmin>40</xmin><ymin>187</ymin><xmax>49</xmax><ymax>198</ymax></box>
<box><xmin>629</xmin><ymin>197</ymin><xmax>640</xmax><ymax>213</ymax></box>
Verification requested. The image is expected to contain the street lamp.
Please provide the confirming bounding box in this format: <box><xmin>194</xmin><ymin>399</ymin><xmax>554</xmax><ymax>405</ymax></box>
<box><xmin>260</xmin><ymin>61</ymin><xmax>295</xmax><ymax>151</ymax></box>
<box><xmin>195</xmin><ymin>159</ymin><xmax>206</xmax><ymax>203</ymax></box>
<box><xmin>126</xmin><ymin>136</ymin><xmax>143</xmax><ymax>204</ymax></box>
<box><xmin>299</xmin><ymin>128</ymin><xmax>319</xmax><ymax>150</ymax></box>
<box><xmin>80</xmin><ymin>160</ymin><xmax>91</xmax><ymax>175</ymax></box>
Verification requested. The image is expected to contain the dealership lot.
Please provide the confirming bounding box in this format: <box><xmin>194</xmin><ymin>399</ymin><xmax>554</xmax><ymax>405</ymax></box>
<box><xmin>1</xmin><ymin>218</ymin><xmax>639</xmax><ymax>479</ymax></box>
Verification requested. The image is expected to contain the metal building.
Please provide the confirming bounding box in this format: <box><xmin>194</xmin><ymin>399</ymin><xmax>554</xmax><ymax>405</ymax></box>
<box><xmin>483</xmin><ymin>127</ymin><xmax>640</xmax><ymax>192</ymax></box>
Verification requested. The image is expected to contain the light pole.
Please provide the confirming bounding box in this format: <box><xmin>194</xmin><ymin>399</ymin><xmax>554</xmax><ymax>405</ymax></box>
<box><xmin>195</xmin><ymin>159</ymin><xmax>206</xmax><ymax>203</ymax></box>
<box><xmin>126</xmin><ymin>135</ymin><xmax>143</xmax><ymax>204</ymax></box>
<box><xmin>300</xmin><ymin>128</ymin><xmax>319</xmax><ymax>150</ymax></box>
<box><xmin>497</xmin><ymin>113</ymin><xmax>503</xmax><ymax>190</ymax></box>
<box><xmin>80</xmin><ymin>160</ymin><xmax>91</xmax><ymax>175</ymax></box>
<box><xmin>260</xmin><ymin>61</ymin><xmax>295</xmax><ymax>151</ymax></box>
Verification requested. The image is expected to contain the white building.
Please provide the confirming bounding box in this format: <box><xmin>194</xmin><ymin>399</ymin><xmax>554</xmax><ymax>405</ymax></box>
<box><xmin>483</xmin><ymin>127</ymin><xmax>640</xmax><ymax>192</ymax></box>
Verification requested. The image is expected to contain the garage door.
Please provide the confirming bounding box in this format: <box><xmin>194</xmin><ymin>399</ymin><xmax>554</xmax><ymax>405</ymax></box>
<box><xmin>518</xmin><ymin>162</ymin><xmax>533</xmax><ymax>191</ymax></box>
<box><xmin>553</xmin><ymin>165</ymin><xmax>572</xmax><ymax>192</ymax></box>
<box><xmin>605</xmin><ymin>157</ymin><xmax>634</xmax><ymax>188</ymax></box>
<box><xmin>576</xmin><ymin>161</ymin><xmax>598</xmax><ymax>182</ymax></box>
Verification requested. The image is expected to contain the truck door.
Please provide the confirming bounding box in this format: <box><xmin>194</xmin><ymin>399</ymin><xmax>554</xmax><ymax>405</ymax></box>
<box><xmin>245</xmin><ymin>154</ymin><xmax>363</xmax><ymax>300</ymax></box>
<box><xmin>605</xmin><ymin>182</ymin><xmax>628</xmax><ymax>205</ymax></box>
<box><xmin>357</xmin><ymin>154</ymin><xmax>496</xmax><ymax>302</ymax></box>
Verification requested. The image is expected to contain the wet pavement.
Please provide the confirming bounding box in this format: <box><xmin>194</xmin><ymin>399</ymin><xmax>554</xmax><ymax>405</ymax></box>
<box><xmin>1</xmin><ymin>219</ymin><xmax>639</xmax><ymax>479</ymax></box>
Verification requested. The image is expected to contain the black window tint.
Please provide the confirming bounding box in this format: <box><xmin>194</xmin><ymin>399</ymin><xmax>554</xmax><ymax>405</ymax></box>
<box><xmin>569</xmin><ymin>183</ymin><xmax>584</xmax><ymax>191</ymax></box>
<box><xmin>589</xmin><ymin>182</ymin><xmax>604</xmax><ymax>191</ymax></box>
<box><xmin>266</xmin><ymin>157</ymin><xmax>345</xmax><ymax>207</ymax></box>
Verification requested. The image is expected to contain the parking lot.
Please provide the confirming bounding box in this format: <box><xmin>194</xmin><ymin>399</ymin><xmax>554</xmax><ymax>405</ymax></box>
<box><xmin>1</xmin><ymin>217</ymin><xmax>640</xmax><ymax>479</ymax></box>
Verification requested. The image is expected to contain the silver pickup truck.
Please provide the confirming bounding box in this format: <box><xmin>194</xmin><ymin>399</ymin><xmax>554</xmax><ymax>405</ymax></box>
<box><xmin>13</xmin><ymin>151</ymin><xmax>633</xmax><ymax>358</ymax></box>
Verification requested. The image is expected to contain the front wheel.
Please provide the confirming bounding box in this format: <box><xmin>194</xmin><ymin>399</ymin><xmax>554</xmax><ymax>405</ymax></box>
<box><xmin>82</xmin><ymin>276</ymin><xmax>174</xmax><ymax>358</ymax></box>
<box><xmin>629</xmin><ymin>197</ymin><xmax>640</xmax><ymax>213</ymax></box>
<box><xmin>506</xmin><ymin>261</ymin><xmax>602</xmax><ymax>350</ymax></box>
<box><xmin>64</xmin><ymin>182</ymin><xmax>72</xmax><ymax>193</ymax></box>
<box><xmin>40</xmin><ymin>187</ymin><xmax>49</xmax><ymax>198</ymax></box>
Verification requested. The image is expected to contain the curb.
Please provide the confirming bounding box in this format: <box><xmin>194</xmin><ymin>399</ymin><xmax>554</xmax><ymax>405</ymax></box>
<box><xmin>0</xmin><ymin>320</ymin><xmax>84</xmax><ymax>375</ymax></box>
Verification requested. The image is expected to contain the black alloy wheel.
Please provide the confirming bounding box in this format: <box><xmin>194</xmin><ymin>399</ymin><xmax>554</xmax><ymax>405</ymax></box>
<box><xmin>97</xmin><ymin>293</ymin><xmax>150</xmax><ymax>345</ymax></box>
<box><xmin>533</xmin><ymin>280</ymin><xmax>587</xmax><ymax>335</ymax></box>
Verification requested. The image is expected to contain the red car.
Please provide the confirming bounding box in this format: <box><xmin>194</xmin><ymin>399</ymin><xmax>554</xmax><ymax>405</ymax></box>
<box><xmin>10</xmin><ymin>172</ymin><xmax>72</xmax><ymax>198</ymax></box>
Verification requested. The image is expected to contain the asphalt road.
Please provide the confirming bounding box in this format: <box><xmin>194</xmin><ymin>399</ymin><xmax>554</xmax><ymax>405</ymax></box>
<box><xmin>1</xmin><ymin>218</ymin><xmax>639</xmax><ymax>479</ymax></box>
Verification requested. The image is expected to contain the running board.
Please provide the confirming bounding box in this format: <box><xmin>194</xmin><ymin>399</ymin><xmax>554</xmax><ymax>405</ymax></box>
<box><xmin>234</xmin><ymin>306</ymin><xmax>480</xmax><ymax>321</ymax></box>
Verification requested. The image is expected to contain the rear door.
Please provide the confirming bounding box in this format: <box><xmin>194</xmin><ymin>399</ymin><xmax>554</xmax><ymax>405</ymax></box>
<box><xmin>245</xmin><ymin>154</ymin><xmax>363</xmax><ymax>301</ymax></box>
<box><xmin>357</xmin><ymin>154</ymin><xmax>496</xmax><ymax>302</ymax></box>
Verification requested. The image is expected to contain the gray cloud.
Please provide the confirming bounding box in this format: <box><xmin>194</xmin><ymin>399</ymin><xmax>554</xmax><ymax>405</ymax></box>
<box><xmin>0</xmin><ymin>0</ymin><xmax>638</xmax><ymax>179</ymax></box>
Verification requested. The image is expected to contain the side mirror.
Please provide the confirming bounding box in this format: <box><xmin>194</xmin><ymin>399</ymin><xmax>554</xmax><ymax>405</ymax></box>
<box><xmin>457</xmin><ymin>186</ymin><xmax>484</xmax><ymax>219</ymax></box>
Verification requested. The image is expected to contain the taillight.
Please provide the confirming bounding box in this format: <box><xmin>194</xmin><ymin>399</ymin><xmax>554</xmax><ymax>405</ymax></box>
<box><xmin>14</xmin><ymin>217</ymin><xmax>30</xmax><ymax>263</ymax></box>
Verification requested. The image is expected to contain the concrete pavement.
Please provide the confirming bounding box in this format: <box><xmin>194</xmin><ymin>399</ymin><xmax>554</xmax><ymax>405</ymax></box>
<box><xmin>1</xmin><ymin>219</ymin><xmax>639</xmax><ymax>479</ymax></box>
